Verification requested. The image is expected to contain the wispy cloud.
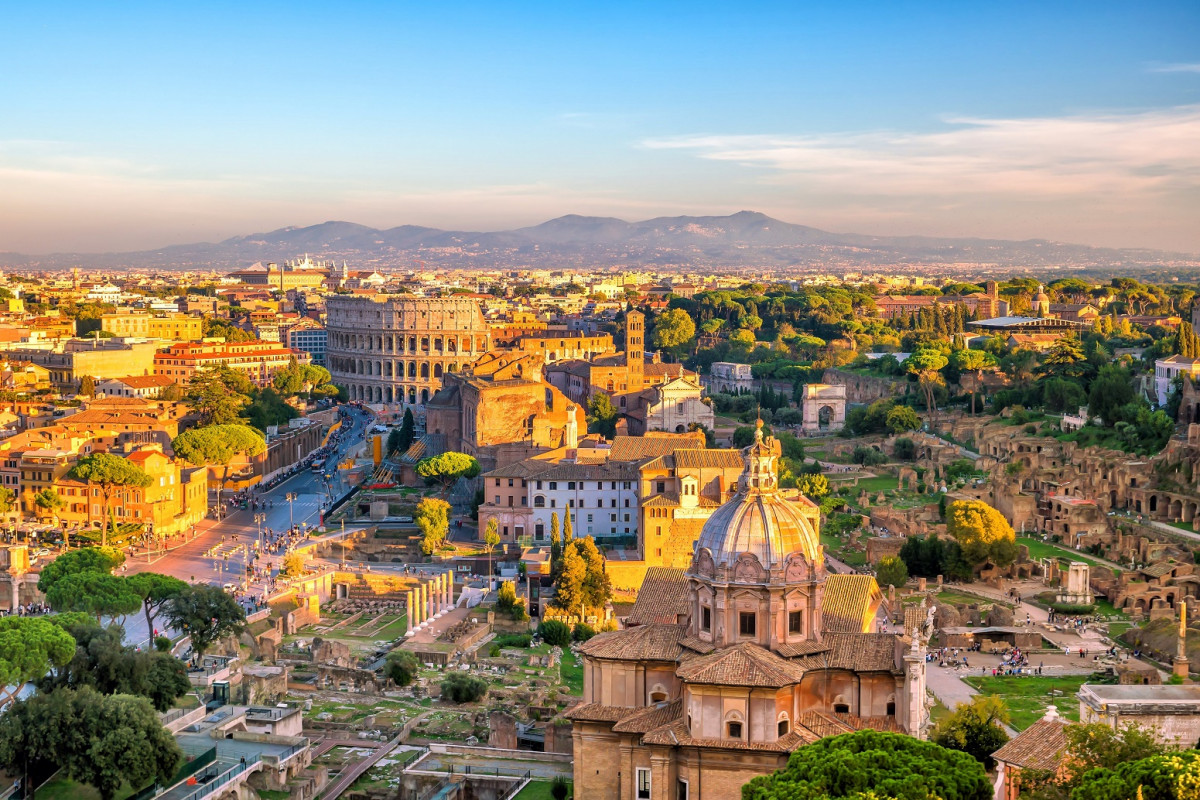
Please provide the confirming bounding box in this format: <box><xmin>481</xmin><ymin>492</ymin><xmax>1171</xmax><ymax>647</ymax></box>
<box><xmin>642</xmin><ymin>106</ymin><xmax>1200</xmax><ymax>199</ymax></box>
<box><xmin>1148</xmin><ymin>63</ymin><xmax>1200</xmax><ymax>74</ymax></box>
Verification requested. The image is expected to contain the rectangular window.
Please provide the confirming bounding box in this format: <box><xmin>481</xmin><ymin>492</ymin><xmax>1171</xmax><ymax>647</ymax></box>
<box><xmin>568</xmin><ymin>481</ymin><xmax>575</xmax><ymax>490</ymax></box>
<box><xmin>494</xmin><ymin>496</ymin><xmax>500</xmax><ymax>504</ymax></box>
<box><xmin>739</xmin><ymin>612</ymin><xmax>756</xmax><ymax>637</ymax></box>
<box><xmin>549</xmin><ymin>482</ymin><xmax>557</xmax><ymax>490</ymax></box>
<box><xmin>678</xmin><ymin>780</ymin><xmax>689</xmax><ymax>800</ymax></box>
<box><xmin>788</xmin><ymin>610</ymin><xmax>804</xmax><ymax>635</ymax></box>
<box><xmin>521</xmin><ymin>498</ymin><xmax>527</xmax><ymax>506</ymax></box>
<box><xmin>637</xmin><ymin>769</ymin><xmax>651</xmax><ymax>800</ymax></box>
<box><xmin>656</xmin><ymin>481</ymin><xmax>665</xmax><ymax>493</ymax></box>
<box><xmin>587</xmin><ymin>514</ymin><xmax>593</xmax><ymax>523</ymax></box>
<box><xmin>701</xmin><ymin>606</ymin><xmax>711</xmax><ymax>631</ymax></box>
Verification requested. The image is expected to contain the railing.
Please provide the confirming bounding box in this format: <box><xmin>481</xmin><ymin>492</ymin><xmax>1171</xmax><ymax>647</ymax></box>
<box><xmin>501</xmin><ymin>771</ymin><xmax>533</xmax><ymax>800</ymax></box>
<box><xmin>168</xmin><ymin>755</ymin><xmax>261</xmax><ymax>800</ymax></box>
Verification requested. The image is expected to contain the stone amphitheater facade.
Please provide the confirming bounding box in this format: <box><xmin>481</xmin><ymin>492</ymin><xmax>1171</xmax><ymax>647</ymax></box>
<box><xmin>326</xmin><ymin>295</ymin><xmax>491</xmax><ymax>407</ymax></box>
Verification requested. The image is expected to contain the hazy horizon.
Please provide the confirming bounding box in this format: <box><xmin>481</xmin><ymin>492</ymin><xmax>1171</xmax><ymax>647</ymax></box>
<box><xmin>3</xmin><ymin>1</ymin><xmax>1198</xmax><ymax>254</ymax></box>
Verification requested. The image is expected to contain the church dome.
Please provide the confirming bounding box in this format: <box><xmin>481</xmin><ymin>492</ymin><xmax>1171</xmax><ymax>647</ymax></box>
<box><xmin>694</xmin><ymin>421</ymin><xmax>823</xmax><ymax>572</ymax></box>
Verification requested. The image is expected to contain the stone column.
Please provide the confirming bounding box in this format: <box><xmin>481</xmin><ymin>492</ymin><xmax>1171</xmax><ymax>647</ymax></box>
<box><xmin>420</xmin><ymin>583</ymin><xmax>428</xmax><ymax>625</ymax></box>
<box><xmin>406</xmin><ymin>589</ymin><xmax>414</xmax><ymax>635</ymax></box>
<box><xmin>441</xmin><ymin>573</ymin><xmax>449</xmax><ymax>611</ymax></box>
<box><xmin>447</xmin><ymin>571</ymin><xmax>455</xmax><ymax>609</ymax></box>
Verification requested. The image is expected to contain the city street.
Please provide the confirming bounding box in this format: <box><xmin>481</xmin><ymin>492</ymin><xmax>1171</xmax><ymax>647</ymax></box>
<box><xmin>119</xmin><ymin>405</ymin><xmax>374</xmax><ymax>646</ymax></box>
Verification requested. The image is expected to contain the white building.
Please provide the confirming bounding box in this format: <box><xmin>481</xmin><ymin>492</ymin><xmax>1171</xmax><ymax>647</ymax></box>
<box><xmin>642</xmin><ymin>375</ymin><xmax>715</xmax><ymax>434</ymax></box>
<box><xmin>484</xmin><ymin>460</ymin><xmax>641</xmax><ymax>542</ymax></box>
<box><xmin>96</xmin><ymin>374</ymin><xmax>176</xmax><ymax>398</ymax></box>
<box><xmin>708</xmin><ymin>362</ymin><xmax>754</xmax><ymax>393</ymax></box>
<box><xmin>1154</xmin><ymin>355</ymin><xmax>1200</xmax><ymax>406</ymax></box>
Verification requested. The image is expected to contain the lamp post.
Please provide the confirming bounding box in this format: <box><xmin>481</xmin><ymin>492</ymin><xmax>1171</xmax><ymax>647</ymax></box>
<box><xmin>286</xmin><ymin>492</ymin><xmax>296</xmax><ymax>529</ymax></box>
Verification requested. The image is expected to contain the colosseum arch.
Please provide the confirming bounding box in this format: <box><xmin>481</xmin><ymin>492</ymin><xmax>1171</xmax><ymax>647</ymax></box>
<box><xmin>326</xmin><ymin>296</ymin><xmax>492</xmax><ymax>409</ymax></box>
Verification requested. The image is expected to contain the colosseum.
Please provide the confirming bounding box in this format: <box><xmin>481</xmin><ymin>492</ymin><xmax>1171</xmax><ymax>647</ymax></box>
<box><xmin>326</xmin><ymin>295</ymin><xmax>492</xmax><ymax>407</ymax></box>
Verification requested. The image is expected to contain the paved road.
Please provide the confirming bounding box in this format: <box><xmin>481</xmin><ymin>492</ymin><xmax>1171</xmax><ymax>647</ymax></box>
<box><xmin>117</xmin><ymin>405</ymin><xmax>374</xmax><ymax>647</ymax></box>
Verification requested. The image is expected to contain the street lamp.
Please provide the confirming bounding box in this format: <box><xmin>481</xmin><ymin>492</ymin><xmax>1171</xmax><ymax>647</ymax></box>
<box><xmin>286</xmin><ymin>492</ymin><xmax>296</xmax><ymax>529</ymax></box>
<box><xmin>254</xmin><ymin>512</ymin><xmax>266</xmax><ymax>553</ymax></box>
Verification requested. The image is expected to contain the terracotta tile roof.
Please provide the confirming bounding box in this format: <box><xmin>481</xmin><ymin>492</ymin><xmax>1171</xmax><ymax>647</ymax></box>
<box><xmin>678</xmin><ymin>635</ymin><xmax>716</xmax><ymax>655</ymax></box>
<box><xmin>641</xmin><ymin>718</ymin><xmax>814</xmax><ymax>752</ymax></box>
<box><xmin>607</xmin><ymin>433</ymin><xmax>705</xmax><ymax>462</ymax></box>
<box><xmin>792</xmin><ymin>633</ymin><xmax>898</xmax><ymax>672</ymax></box>
<box><xmin>611</xmin><ymin>700</ymin><xmax>683</xmax><ymax>733</ymax></box>
<box><xmin>671</xmin><ymin>449</ymin><xmax>744</xmax><ymax>469</ymax></box>
<box><xmin>821</xmin><ymin>574</ymin><xmax>883</xmax><ymax>633</ymax></box>
<box><xmin>992</xmin><ymin>716</ymin><xmax>1068</xmax><ymax>771</ymax></box>
<box><xmin>107</xmin><ymin>375</ymin><xmax>175</xmax><ymax>389</ymax></box>
<box><xmin>676</xmin><ymin>643</ymin><xmax>805</xmax><ymax>688</ymax></box>
<box><xmin>627</xmin><ymin>568</ymin><xmax>691</xmax><ymax>626</ymax></box>
<box><xmin>795</xmin><ymin>711</ymin><xmax>904</xmax><ymax>738</ymax></box>
<box><xmin>771</xmin><ymin>640</ymin><xmax>830</xmax><ymax>658</ymax></box>
<box><xmin>1140</xmin><ymin>562</ymin><xmax>1176</xmax><ymax>578</ymax></box>
<box><xmin>578</xmin><ymin>623</ymin><xmax>687</xmax><ymax>662</ymax></box>
<box><xmin>563</xmin><ymin>703</ymin><xmax>638</xmax><ymax>723</ymax></box>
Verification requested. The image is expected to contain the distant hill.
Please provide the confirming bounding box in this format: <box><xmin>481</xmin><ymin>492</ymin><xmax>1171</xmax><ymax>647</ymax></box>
<box><xmin>3</xmin><ymin>211</ymin><xmax>1195</xmax><ymax>271</ymax></box>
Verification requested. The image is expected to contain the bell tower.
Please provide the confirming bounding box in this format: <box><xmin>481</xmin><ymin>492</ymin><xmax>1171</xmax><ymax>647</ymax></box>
<box><xmin>626</xmin><ymin>309</ymin><xmax>644</xmax><ymax>392</ymax></box>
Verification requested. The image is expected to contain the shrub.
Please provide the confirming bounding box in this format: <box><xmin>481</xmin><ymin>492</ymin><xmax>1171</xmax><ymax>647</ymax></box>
<box><xmin>1048</xmin><ymin>602</ymin><xmax>1095</xmax><ymax>615</ymax></box>
<box><xmin>572</xmin><ymin>623</ymin><xmax>596</xmax><ymax>642</ymax></box>
<box><xmin>538</xmin><ymin>619</ymin><xmax>571</xmax><ymax>647</ymax></box>
<box><xmin>385</xmin><ymin>650</ymin><xmax>420</xmax><ymax>687</ymax></box>
<box><xmin>852</xmin><ymin>445</ymin><xmax>888</xmax><ymax>466</ymax></box>
<box><xmin>551</xmin><ymin>775</ymin><xmax>571</xmax><ymax>800</ymax></box>
<box><xmin>893</xmin><ymin>437</ymin><xmax>916</xmax><ymax>460</ymax></box>
<box><xmin>440</xmin><ymin>671</ymin><xmax>488</xmax><ymax>703</ymax></box>
<box><xmin>154</xmin><ymin>636</ymin><xmax>172</xmax><ymax>653</ymax></box>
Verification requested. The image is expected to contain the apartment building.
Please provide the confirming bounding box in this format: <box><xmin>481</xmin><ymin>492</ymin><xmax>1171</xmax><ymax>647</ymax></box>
<box><xmin>100</xmin><ymin>312</ymin><xmax>204</xmax><ymax>341</ymax></box>
<box><xmin>154</xmin><ymin>340</ymin><xmax>309</xmax><ymax>387</ymax></box>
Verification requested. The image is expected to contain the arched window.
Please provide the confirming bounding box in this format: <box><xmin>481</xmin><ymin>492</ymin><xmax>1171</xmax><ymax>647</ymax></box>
<box><xmin>534</xmin><ymin>496</ymin><xmax>546</xmax><ymax>508</ymax></box>
<box><xmin>833</xmin><ymin>703</ymin><xmax>850</xmax><ymax>714</ymax></box>
<box><xmin>420</xmin><ymin>362</ymin><xmax>430</xmax><ymax>379</ymax></box>
<box><xmin>434</xmin><ymin>363</ymin><xmax>443</xmax><ymax>378</ymax></box>
<box><xmin>726</xmin><ymin>720</ymin><xmax>743</xmax><ymax>739</ymax></box>
<box><xmin>777</xmin><ymin>714</ymin><xmax>790</xmax><ymax>737</ymax></box>
<box><xmin>649</xmin><ymin>691</ymin><xmax>667</xmax><ymax>703</ymax></box>
<box><xmin>408</xmin><ymin>362</ymin><xmax>417</xmax><ymax>378</ymax></box>
<box><xmin>421</xmin><ymin>388</ymin><xmax>429</xmax><ymax>403</ymax></box>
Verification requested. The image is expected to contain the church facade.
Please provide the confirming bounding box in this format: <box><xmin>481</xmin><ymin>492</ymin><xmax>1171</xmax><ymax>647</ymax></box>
<box><xmin>567</xmin><ymin>422</ymin><xmax>927</xmax><ymax>800</ymax></box>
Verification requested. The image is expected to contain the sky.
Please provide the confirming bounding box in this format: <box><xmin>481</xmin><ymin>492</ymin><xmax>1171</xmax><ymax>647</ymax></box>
<box><xmin>2</xmin><ymin>1</ymin><xmax>1199</xmax><ymax>254</ymax></box>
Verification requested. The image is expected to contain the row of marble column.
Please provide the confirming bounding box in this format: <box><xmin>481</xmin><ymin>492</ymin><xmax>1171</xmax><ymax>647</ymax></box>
<box><xmin>405</xmin><ymin>571</ymin><xmax>456</xmax><ymax>635</ymax></box>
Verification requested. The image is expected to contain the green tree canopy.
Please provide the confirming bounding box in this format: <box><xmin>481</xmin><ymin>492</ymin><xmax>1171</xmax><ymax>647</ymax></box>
<box><xmin>1088</xmin><ymin>365</ymin><xmax>1135</xmax><ymax>427</ymax></box>
<box><xmin>38</xmin><ymin>546</ymin><xmax>125</xmax><ymax>594</ymax></box>
<box><xmin>45</xmin><ymin>571</ymin><xmax>144</xmax><ymax>623</ymax></box>
<box><xmin>945</xmin><ymin>500</ymin><xmax>1017</xmax><ymax>568</ymax></box>
<box><xmin>37</xmin><ymin>620</ymin><xmax>190</xmax><ymax>711</ymax></box>
<box><xmin>416</xmin><ymin>451</ymin><xmax>481</xmax><ymax>494</ymax></box>
<box><xmin>67</xmin><ymin>454</ymin><xmax>153</xmax><ymax>547</ymax></box>
<box><xmin>586</xmin><ymin>393</ymin><xmax>620</xmax><ymax>438</ymax></box>
<box><xmin>385</xmin><ymin>650</ymin><xmax>420</xmax><ymax>687</ymax></box>
<box><xmin>741</xmin><ymin>730</ymin><xmax>991</xmax><ymax>800</ymax></box>
<box><xmin>0</xmin><ymin>616</ymin><xmax>77</xmax><ymax>708</ymax></box>
<box><xmin>875</xmin><ymin>556</ymin><xmax>909</xmax><ymax>589</ymax></box>
<box><xmin>161</xmin><ymin>584</ymin><xmax>246</xmax><ymax>657</ymax></box>
<box><xmin>172</xmin><ymin>423</ymin><xmax>266</xmax><ymax>516</ymax></box>
<box><xmin>1070</xmin><ymin>751</ymin><xmax>1200</xmax><ymax>800</ymax></box>
<box><xmin>651</xmin><ymin>308</ymin><xmax>697</xmax><ymax>355</ymax></box>
<box><xmin>906</xmin><ymin>349</ymin><xmax>949</xmax><ymax>416</ymax></box>
<box><xmin>186</xmin><ymin>365</ymin><xmax>252</xmax><ymax>424</ymax></box>
<box><xmin>0</xmin><ymin>687</ymin><xmax>182</xmax><ymax>800</ymax></box>
<box><xmin>931</xmin><ymin>695</ymin><xmax>1010</xmax><ymax>769</ymax></box>
<box><xmin>416</xmin><ymin>497</ymin><xmax>452</xmax><ymax>555</ymax></box>
<box><xmin>885</xmin><ymin>405</ymin><xmax>922</xmax><ymax>433</ymax></box>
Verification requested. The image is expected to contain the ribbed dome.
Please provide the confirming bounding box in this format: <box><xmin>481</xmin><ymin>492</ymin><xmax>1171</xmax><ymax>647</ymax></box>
<box><xmin>694</xmin><ymin>421</ymin><xmax>823</xmax><ymax>571</ymax></box>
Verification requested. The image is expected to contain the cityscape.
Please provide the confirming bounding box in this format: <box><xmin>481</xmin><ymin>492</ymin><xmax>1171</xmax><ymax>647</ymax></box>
<box><xmin>2</xmin><ymin>3</ymin><xmax>1200</xmax><ymax>800</ymax></box>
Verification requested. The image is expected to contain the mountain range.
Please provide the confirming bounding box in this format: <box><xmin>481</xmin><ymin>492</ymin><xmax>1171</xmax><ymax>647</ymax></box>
<box><xmin>3</xmin><ymin>211</ymin><xmax>1195</xmax><ymax>272</ymax></box>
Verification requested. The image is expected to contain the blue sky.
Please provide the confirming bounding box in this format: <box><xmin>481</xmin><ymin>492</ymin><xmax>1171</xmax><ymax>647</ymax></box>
<box><xmin>2</xmin><ymin>1</ymin><xmax>1198</xmax><ymax>253</ymax></box>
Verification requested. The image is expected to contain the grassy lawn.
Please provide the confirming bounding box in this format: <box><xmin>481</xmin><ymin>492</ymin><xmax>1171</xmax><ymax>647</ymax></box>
<box><xmin>560</xmin><ymin>649</ymin><xmax>584</xmax><ymax>695</ymax></box>
<box><xmin>962</xmin><ymin>675</ymin><xmax>1087</xmax><ymax>730</ymax></box>
<box><xmin>935</xmin><ymin>590</ymin><xmax>992</xmax><ymax>607</ymax></box>
<box><xmin>1167</xmin><ymin>520</ymin><xmax>1198</xmax><ymax>533</ymax></box>
<box><xmin>856</xmin><ymin>475</ymin><xmax>899</xmax><ymax>493</ymax></box>
<box><xmin>1017</xmin><ymin>538</ymin><xmax>1109</xmax><ymax>571</ymax></box>
<box><xmin>515</xmin><ymin>781</ymin><xmax>570</xmax><ymax>800</ymax></box>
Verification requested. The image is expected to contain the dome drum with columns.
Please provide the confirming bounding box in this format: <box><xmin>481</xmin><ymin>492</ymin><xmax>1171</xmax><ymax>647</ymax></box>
<box><xmin>689</xmin><ymin>420</ymin><xmax>827</xmax><ymax>649</ymax></box>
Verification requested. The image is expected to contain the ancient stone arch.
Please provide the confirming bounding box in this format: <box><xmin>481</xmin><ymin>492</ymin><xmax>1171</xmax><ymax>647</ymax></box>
<box><xmin>802</xmin><ymin>384</ymin><xmax>847</xmax><ymax>433</ymax></box>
